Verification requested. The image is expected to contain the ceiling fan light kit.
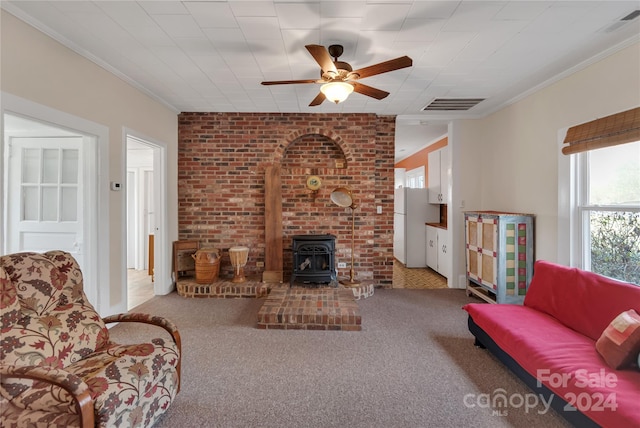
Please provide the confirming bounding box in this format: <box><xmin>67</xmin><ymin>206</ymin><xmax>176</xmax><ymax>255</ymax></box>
<box><xmin>320</xmin><ymin>81</ymin><xmax>354</xmax><ymax>104</ymax></box>
<box><xmin>261</xmin><ymin>44</ymin><xmax>412</xmax><ymax>107</ymax></box>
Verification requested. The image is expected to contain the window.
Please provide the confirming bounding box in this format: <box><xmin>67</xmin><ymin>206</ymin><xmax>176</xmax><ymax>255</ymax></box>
<box><xmin>575</xmin><ymin>141</ymin><xmax>640</xmax><ymax>284</ymax></box>
<box><xmin>405</xmin><ymin>166</ymin><xmax>425</xmax><ymax>189</ymax></box>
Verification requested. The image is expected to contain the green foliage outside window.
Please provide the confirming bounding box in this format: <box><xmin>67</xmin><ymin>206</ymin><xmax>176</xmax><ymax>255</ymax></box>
<box><xmin>590</xmin><ymin>211</ymin><xmax>640</xmax><ymax>285</ymax></box>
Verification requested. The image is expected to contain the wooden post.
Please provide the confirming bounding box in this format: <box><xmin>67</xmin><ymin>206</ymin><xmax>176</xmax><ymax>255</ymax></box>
<box><xmin>263</xmin><ymin>165</ymin><xmax>283</xmax><ymax>282</ymax></box>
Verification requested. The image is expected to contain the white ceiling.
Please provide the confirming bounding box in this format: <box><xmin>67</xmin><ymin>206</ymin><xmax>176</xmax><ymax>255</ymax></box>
<box><xmin>3</xmin><ymin>1</ymin><xmax>639</xmax><ymax>161</ymax></box>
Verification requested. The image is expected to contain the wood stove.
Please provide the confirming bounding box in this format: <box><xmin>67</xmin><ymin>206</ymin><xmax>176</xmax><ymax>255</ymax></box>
<box><xmin>290</xmin><ymin>234</ymin><xmax>337</xmax><ymax>287</ymax></box>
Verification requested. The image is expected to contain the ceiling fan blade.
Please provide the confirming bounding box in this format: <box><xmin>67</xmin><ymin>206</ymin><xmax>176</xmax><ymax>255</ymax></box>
<box><xmin>309</xmin><ymin>92</ymin><xmax>326</xmax><ymax>106</ymax></box>
<box><xmin>352</xmin><ymin>82</ymin><xmax>389</xmax><ymax>100</ymax></box>
<box><xmin>351</xmin><ymin>56</ymin><xmax>413</xmax><ymax>79</ymax></box>
<box><xmin>305</xmin><ymin>44</ymin><xmax>338</xmax><ymax>74</ymax></box>
<box><xmin>261</xmin><ymin>79</ymin><xmax>319</xmax><ymax>85</ymax></box>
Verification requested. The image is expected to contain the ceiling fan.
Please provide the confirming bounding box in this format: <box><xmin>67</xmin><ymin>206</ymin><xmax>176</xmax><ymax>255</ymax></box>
<box><xmin>261</xmin><ymin>44</ymin><xmax>413</xmax><ymax>106</ymax></box>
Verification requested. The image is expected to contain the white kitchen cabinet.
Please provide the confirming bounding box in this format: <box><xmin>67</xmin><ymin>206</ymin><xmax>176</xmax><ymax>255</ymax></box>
<box><xmin>437</xmin><ymin>229</ymin><xmax>450</xmax><ymax>279</ymax></box>
<box><xmin>427</xmin><ymin>146</ymin><xmax>449</xmax><ymax>204</ymax></box>
<box><xmin>426</xmin><ymin>225</ymin><xmax>449</xmax><ymax>278</ymax></box>
<box><xmin>426</xmin><ymin>226</ymin><xmax>438</xmax><ymax>271</ymax></box>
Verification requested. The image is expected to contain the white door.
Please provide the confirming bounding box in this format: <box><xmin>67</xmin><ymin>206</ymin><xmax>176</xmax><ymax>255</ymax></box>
<box><xmin>7</xmin><ymin>137</ymin><xmax>84</xmax><ymax>259</ymax></box>
<box><xmin>143</xmin><ymin>169</ymin><xmax>154</xmax><ymax>270</ymax></box>
<box><xmin>126</xmin><ymin>170</ymin><xmax>137</xmax><ymax>268</ymax></box>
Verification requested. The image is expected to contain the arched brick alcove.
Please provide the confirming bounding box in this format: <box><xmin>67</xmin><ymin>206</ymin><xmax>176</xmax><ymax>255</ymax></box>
<box><xmin>264</xmin><ymin>129</ymin><xmax>354</xmax><ymax>282</ymax></box>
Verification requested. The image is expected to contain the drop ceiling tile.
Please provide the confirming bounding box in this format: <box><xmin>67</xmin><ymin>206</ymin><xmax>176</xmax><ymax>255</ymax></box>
<box><xmin>354</xmin><ymin>31</ymin><xmax>400</xmax><ymax>59</ymax></box>
<box><xmin>523</xmin><ymin>2</ymin><xmax>597</xmax><ymax>34</ymax></box>
<box><xmin>51</xmin><ymin>1</ymin><xmax>103</xmax><ymax>14</ymax></box>
<box><xmin>456</xmin><ymin>23</ymin><xmax>528</xmax><ymax>62</ymax></box>
<box><xmin>202</xmin><ymin>28</ymin><xmax>247</xmax><ymax>47</ymax></box>
<box><xmin>320</xmin><ymin>1</ymin><xmax>366</xmax><ymax>18</ymax></box>
<box><xmin>392</xmin><ymin>41</ymin><xmax>430</xmax><ymax>60</ymax></box>
<box><xmin>139</xmin><ymin>2</ymin><xmax>189</xmax><ymax>15</ymax></box>
<box><xmin>125</xmin><ymin>25</ymin><xmax>175</xmax><ymax>48</ymax></box>
<box><xmin>361</xmin><ymin>3</ymin><xmax>412</xmax><ymax>31</ymax></box>
<box><xmin>493</xmin><ymin>2</ymin><xmax>552</xmax><ymax>21</ymax></box>
<box><xmin>275</xmin><ymin>3</ymin><xmax>321</xmax><ymax>29</ymax></box>
<box><xmin>442</xmin><ymin>2</ymin><xmax>507</xmax><ymax>32</ymax></box>
<box><xmin>184</xmin><ymin>2</ymin><xmax>237</xmax><ymax>29</ymax></box>
<box><xmin>281</xmin><ymin>29</ymin><xmax>321</xmax><ymax>59</ymax></box>
<box><xmin>407</xmin><ymin>1</ymin><xmax>460</xmax><ymax>19</ymax></box>
<box><xmin>237</xmin><ymin>16</ymin><xmax>282</xmax><ymax>40</ymax></box>
<box><xmin>208</xmin><ymin>69</ymin><xmax>241</xmax><ymax>84</ymax></box>
<box><xmin>418</xmin><ymin>32</ymin><xmax>476</xmax><ymax>66</ymax></box>
<box><xmin>319</xmin><ymin>17</ymin><xmax>361</xmax><ymax>36</ymax></box>
<box><xmin>173</xmin><ymin>37</ymin><xmax>218</xmax><ymax>56</ymax></box>
<box><xmin>95</xmin><ymin>2</ymin><xmax>156</xmax><ymax>29</ymax></box>
<box><xmin>151</xmin><ymin>14</ymin><xmax>204</xmax><ymax>39</ymax></box>
<box><xmin>229</xmin><ymin>1</ymin><xmax>277</xmax><ymax>17</ymax></box>
<box><xmin>396</xmin><ymin>19</ymin><xmax>444</xmax><ymax>42</ymax></box>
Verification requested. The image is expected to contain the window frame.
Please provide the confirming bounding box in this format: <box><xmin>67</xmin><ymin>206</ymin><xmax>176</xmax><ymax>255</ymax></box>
<box><xmin>560</xmin><ymin>139</ymin><xmax>640</xmax><ymax>277</ymax></box>
<box><xmin>405</xmin><ymin>166</ymin><xmax>425</xmax><ymax>189</ymax></box>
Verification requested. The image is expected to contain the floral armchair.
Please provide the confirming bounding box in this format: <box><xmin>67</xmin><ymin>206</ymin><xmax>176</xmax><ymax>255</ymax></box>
<box><xmin>0</xmin><ymin>251</ymin><xmax>181</xmax><ymax>427</ymax></box>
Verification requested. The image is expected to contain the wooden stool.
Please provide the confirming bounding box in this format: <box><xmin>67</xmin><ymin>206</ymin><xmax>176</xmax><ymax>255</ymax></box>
<box><xmin>229</xmin><ymin>246</ymin><xmax>249</xmax><ymax>283</ymax></box>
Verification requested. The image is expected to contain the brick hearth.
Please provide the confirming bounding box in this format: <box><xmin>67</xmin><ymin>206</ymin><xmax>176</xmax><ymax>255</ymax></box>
<box><xmin>177</xmin><ymin>278</ymin><xmax>269</xmax><ymax>298</ymax></box>
<box><xmin>257</xmin><ymin>287</ymin><xmax>361</xmax><ymax>331</ymax></box>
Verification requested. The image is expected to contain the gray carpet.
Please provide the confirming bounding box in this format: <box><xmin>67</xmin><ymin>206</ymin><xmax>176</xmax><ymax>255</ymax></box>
<box><xmin>109</xmin><ymin>289</ymin><xmax>569</xmax><ymax>428</ymax></box>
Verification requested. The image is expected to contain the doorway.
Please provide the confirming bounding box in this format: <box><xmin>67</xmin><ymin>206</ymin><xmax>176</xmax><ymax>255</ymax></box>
<box><xmin>2</xmin><ymin>112</ymin><xmax>101</xmax><ymax>307</ymax></box>
<box><xmin>125</xmin><ymin>133</ymin><xmax>165</xmax><ymax>309</ymax></box>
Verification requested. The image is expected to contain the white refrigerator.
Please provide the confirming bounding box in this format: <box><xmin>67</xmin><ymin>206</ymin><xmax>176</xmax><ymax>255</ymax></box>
<box><xmin>394</xmin><ymin>187</ymin><xmax>440</xmax><ymax>267</ymax></box>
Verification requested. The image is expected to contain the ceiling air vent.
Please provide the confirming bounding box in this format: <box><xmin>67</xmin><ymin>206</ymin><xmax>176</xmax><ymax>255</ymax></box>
<box><xmin>602</xmin><ymin>10</ymin><xmax>639</xmax><ymax>32</ymax></box>
<box><xmin>422</xmin><ymin>98</ymin><xmax>485</xmax><ymax>111</ymax></box>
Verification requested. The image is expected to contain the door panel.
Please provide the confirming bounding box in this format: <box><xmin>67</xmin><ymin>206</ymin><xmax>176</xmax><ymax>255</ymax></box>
<box><xmin>7</xmin><ymin>137</ymin><xmax>84</xmax><ymax>262</ymax></box>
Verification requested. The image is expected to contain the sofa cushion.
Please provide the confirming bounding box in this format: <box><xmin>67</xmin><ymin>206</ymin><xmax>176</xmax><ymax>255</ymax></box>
<box><xmin>464</xmin><ymin>303</ymin><xmax>640</xmax><ymax>428</ymax></box>
<box><xmin>523</xmin><ymin>260</ymin><xmax>640</xmax><ymax>341</ymax></box>
<box><xmin>596</xmin><ymin>309</ymin><xmax>640</xmax><ymax>369</ymax></box>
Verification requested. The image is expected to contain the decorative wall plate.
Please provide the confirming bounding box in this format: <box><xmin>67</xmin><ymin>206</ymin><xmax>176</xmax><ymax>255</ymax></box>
<box><xmin>306</xmin><ymin>175</ymin><xmax>322</xmax><ymax>191</ymax></box>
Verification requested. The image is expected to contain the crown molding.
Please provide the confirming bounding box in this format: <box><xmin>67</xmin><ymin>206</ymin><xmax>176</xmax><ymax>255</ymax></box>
<box><xmin>2</xmin><ymin>4</ymin><xmax>181</xmax><ymax>114</ymax></box>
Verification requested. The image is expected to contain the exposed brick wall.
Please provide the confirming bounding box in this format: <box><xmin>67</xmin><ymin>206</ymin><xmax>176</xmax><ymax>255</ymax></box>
<box><xmin>178</xmin><ymin>113</ymin><xmax>394</xmax><ymax>285</ymax></box>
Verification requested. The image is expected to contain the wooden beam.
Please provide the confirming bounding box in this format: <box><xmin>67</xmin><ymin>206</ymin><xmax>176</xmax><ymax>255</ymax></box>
<box><xmin>263</xmin><ymin>165</ymin><xmax>283</xmax><ymax>283</ymax></box>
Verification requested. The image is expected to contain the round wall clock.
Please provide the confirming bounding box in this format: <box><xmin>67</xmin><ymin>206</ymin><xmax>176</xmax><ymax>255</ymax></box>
<box><xmin>306</xmin><ymin>175</ymin><xmax>322</xmax><ymax>191</ymax></box>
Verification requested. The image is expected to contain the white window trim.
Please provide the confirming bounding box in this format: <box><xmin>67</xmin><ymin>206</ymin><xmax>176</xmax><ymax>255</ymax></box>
<box><xmin>559</xmin><ymin>129</ymin><xmax>640</xmax><ymax>272</ymax></box>
<box><xmin>405</xmin><ymin>166</ymin><xmax>425</xmax><ymax>189</ymax></box>
<box><xmin>558</xmin><ymin>126</ymin><xmax>577</xmax><ymax>267</ymax></box>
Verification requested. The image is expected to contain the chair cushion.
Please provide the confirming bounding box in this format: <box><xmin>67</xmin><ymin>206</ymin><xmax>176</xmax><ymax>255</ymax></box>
<box><xmin>0</xmin><ymin>266</ymin><xmax>21</xmax><ymax>330</ymax></box>
<box><xmin>1</xmin><ymin>338</ymin><xmax>179</xmax><ymax>428</ymax></box>
<box><xmin>0</xmin><ymin>251</ymin><xmax>109</xmax><ymax>368</ymax></box>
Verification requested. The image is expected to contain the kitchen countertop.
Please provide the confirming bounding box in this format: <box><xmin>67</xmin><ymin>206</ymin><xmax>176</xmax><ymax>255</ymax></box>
<box><xmin>426</xmin><ymin>222</ymin><xmax>447</xmax><ymax>230</ymax></box>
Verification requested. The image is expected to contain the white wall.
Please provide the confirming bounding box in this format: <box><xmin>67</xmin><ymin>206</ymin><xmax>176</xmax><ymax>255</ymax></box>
<box><xmin>453</xmin><ymin>41</ymin><xmax>640</xmax><ymax>283</ymax></box>
<box><xmin>1</xmin><ymin>10</ymin><xmax>179</xmax><ymax>314</ymax></box>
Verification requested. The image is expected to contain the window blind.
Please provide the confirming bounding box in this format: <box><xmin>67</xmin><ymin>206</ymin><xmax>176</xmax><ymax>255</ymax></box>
<box><xmin>562</xmin><ymin>106</ymin><xmax>640</xmax><ymax>155</ymax></box>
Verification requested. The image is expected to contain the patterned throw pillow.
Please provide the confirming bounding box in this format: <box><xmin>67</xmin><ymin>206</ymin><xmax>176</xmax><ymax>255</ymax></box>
<box><xmin>595</xmin><ymin>309</ymin><xmax>640</xmax><ymax>369</ymax></box>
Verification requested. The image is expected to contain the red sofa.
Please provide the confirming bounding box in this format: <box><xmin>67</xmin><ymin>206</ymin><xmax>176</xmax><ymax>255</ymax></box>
<box><xmin>463</xmin><ymin>260</ymin><xmax>640</xmax><ymax>428</ymax></box>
